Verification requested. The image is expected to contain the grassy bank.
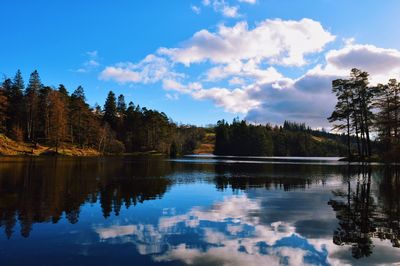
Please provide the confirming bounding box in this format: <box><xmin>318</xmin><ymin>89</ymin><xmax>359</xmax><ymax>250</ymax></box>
<box><xmin>193</xmin><ymin>132</ymin><xmax>215</xmax><ymax>154</ymax></box>
<box><xmin>0</xmin><ymin>134</ymin><xmax>100</xmax><ymax>157</ymax></box>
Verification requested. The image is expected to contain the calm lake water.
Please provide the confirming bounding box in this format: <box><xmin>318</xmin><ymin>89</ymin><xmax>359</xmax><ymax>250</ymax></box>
<box><xmin>0</xmin><ymin>156</ymin><xmax>400</xmax><ymax>266</ymax></box>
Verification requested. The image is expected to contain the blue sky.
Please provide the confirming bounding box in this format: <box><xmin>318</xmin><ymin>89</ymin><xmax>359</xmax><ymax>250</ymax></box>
<box><xmin>2</xmin><ymin>0</ymin><xmax>400</xmax><ymax>126</ymax></box>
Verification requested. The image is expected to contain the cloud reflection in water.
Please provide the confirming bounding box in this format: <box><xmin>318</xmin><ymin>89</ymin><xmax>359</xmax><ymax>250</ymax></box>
<box><xmin>95</xmin><ymin>195</ymin><xmax>333</xmax><ymax>265</ymax></box>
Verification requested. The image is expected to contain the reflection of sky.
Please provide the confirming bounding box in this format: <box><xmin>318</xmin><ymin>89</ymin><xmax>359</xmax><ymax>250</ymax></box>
<box><xmin>3</xmin><ymin>172</ymin><xmax>400</xmax><ymax>266</ymax></box>
<box><xmin>96</xmin><ymin>194</ymin><xmax>331</xmax><ymax>265</ymax></box>
<box><xmin>94</xmin><ymin>182</ymin><xmax>400</xmax><ymax>266</ymax></box>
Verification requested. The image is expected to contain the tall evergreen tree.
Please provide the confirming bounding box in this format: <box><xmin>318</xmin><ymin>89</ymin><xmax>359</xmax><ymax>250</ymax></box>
<box><xmin>328</xmin><ymin>69</ymin><xmax>377</xmax><ymax>160</ymax></box>
<box><xmin>25</xmin><ymin>70</ymin><xmax>42</xmax><ymax>141</ymax></box>
<box><xmin>117</xmin><ymin>94</ymin><xmax>127</xmax><ymax>114</ymax></box>
<box><xmin>328</xmin><ymin>79</ymin><xmax>353</xmax><ymax>158</ymax></box>
<box><xmin>58</xmin><ymin>84</ymin><xmax>69</xmax><ymax>97</ymax></box>
<box><xmin>351</xmin><ymin>68</ymin><xmax>376</xmax><ymax>158</ymax></box>
<box><xmin>70</xmin><ymin>86</ymin><xmax>87</xmax><ymax>146</ymax></box>
<box><xmin>375</xmin><ymin>79</ymin><xmax>400</xmax><ymax>161</ymax></box>
<box><xmin>10</xmin><ymin>70</ymin><xmax>25</xmax><ymax>133</ymax></box>
<box><xmin>47</xmin><ymin>90</ymin><xmax>68</xmax><ymax>152</ymax></box>
<box><xmin>103</xmin><ymin>91</ymin><xmax>118</xmax><ymax>130</ymax></box>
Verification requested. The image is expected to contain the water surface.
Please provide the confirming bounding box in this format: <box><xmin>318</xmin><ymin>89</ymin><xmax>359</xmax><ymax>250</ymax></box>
<box><xmin>0</xmin><ymin>156</ymin><xmax>399</xmax><ymax>265</ymax></box>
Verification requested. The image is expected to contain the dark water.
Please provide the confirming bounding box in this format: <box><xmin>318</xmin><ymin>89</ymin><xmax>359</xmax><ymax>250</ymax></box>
<box><xmin>0</xmin><ymin>156</ymin><xmax>400</xmax><ymax>266</ymax></box>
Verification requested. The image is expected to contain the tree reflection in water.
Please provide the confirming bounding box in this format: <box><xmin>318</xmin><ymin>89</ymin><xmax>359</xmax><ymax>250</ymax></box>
<box><xmin>329</xmin><ymin>164</ymin><xmax>400</xmax><ymax>259</ymax></box>
<box><xmin>0</xmin><ymin>157</ymin><xmax>174</xmax><ymax>238</ymax></box>
<box><xmin>0</xmin><ymin>158</ymin><xmax>343</xmax><ymax>240</ymax></box>
<box><xmin>2</xmin><ymin>156</ymin><xmax>400</xmax><ymax>263</ymax></box>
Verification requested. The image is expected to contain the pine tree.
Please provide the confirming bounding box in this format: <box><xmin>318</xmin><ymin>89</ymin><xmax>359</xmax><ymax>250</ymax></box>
<box><xmin>328</xmin><ymin>69</ymin><xmax>378</xmax><ymax>160</ymax></box>
<box><xmin>328</xmin><ymin>79</ymin><xmax>352</xmax><ymax>158</ymax></box>
<box><xmin>25</xmin><ymin>70</ymin><xmax>42</xmax><ymax>141</ymax></box>
<box><xmin>117</xmin><ymin>94</ymin><xmax>127</xmax><ymax>114</ymax></box>
<box><xmin>103</xmin><ymin>91</ymin><xmax>118</xmax><ymax>130</ymax></box>
<box><xmin>70</xmin><ymin>86</ymin><xmax>87</xmax><ymax>146</ymax></box>
<box><xmin>350</xmin><ymin>68</ymin><xmax>375</xmax><ymax>158</ymax></box>
<box><xmin>375</xmin><ymin>79</ymin><xmax>400</xmax><ymax>160</ymax></box>
<box><xmin>58</xmin><ymin>84</ymin><xmax>69</xmax><ymax>97</ymax></box>
<box><xmin>10</xmin><ymin>70</ymin><xmax>25</xmax><ymax>135</ymax></box>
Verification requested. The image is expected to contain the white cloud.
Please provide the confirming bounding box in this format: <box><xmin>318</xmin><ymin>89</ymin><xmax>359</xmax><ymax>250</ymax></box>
<box><xmin>221</xmin><ymin>5</ymin><xmax>240</xmax><ymax>18</ymax></box>
<box><xmin>100</xmin><ymin>55</ymin><xmax>180</xmax><ymax>84</ymax></box>
<box><xmin>166</xmin><ymin>93</ymin><xmax>180</xmax><ymax>100</ymax></box>
<box><xmin>76</xmin><ymin>50</ymin><xmax>100</xmax><ymax>73</ymax></box>
<box><xmin>202</xmin><ymin>0</ymin><xmax>211</xmax><ymax>6</ymax></box>
<box><xmin>201</xmin><ymin>0</ymin><xmax>241</xmax><ymax>18</ymax></box>
<box><xmin>206</xmin><ymin>61</ymin><xmax>283</xmax><ymax>83</ymax></box>
<box><xmin>161</xmin><ymin>78</ymin><xmax>260</xmax><ymax>113</ymax></box>
<box><xmin>191</xmin><ymin>5</ymin><xmax>201</xmax><ymax>14</ymax></box>
<box><xmin>326</xmin><ymin>44</ymin><xmax>400</xmax><ymax>73</ymax></box>
<box><xmin>99</xmin><ymin>16</ymin><xmax>400</xmax><ymax>127</ymax></box>
<box><xmin>162</xmin><ymin>79</ymin><xmax>202</xmax><ymax>94</ymax></box>
<box><xmin>229</xmin><ymin>77</ymin><xmax>246</xmax><ymax>85</ymax></box>
<box><xmin>86</xmin><ymin>50</ymin><xmax>98</xmax><ymax>58</ymax></box>
<box><xmin>159</xmin><ymin>18</ymin><xmax>335</xmax><ymax>66</ymax></box>
<box><xmin>100</xmin><ymin>18</ymin><xmax>336</xmax><ymax>125</ymax></box>
<box><xmin>238</xmin><ymin>0</ymin><xmax>256</xmax><ymax>3</ymax></box>
<box><xmin>323</xmin><ymin>43</ymin><xmax>400</xmax><ymax>85</ymax></box>
<box><xmin>244</xmin><ymin>43</ymin><xmax>400</xmax><ymax>126</ymax></box>
<box><xmin>192</xmin><ymin>86</ymin><xmax>260</xmax><ymax>113</ymax></box>
<box><xmin>245</xmin><ymin>75</ymin><xmax>338</xmax><ymax>127</ymax></box>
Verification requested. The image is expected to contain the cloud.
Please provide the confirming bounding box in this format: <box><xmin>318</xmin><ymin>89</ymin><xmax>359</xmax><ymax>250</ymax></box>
<box><xmin>192</xmin><ymin>86</ymin><xmax>260</xmax><ymax>113</ymax></box>
<box><xmin>162</xmin><ymin>79</ymin><xmax>202</xmax><ymax>93</ymax></box>
<box><xmin>326</xmin><ymin>44</ymin><xmax>400</xmax><ymax>74</ymax></box>
<box><xmin>191</xmin><ymin>5</ymin><xmax>201</xmax><ymax>14</ymax></box>
<box><xmin>166</xmin><ymin>93</ymin><xmax>179</xmax><ymax>100</ymax></box>
<box><xmin>94</xmin><ymin>194</ymin><xmax>336</xmax><ymax>265</ymax></box>
<box><xmin>201</xmin><ymin>0</ymin><xmax>241</xmax><ymax>18</ymax></box>
<box><xmin>229</xmin><ymin>77</ymin><xmax>246</xmax><ymax>85</ymax></box>
<box><xmin>76</xmin><ymin>50</ymin><xmax>100</xmax><ymax>73</ymax></box>
<box><xmin>221</xmin><ymin>5</ymin><xmax>240</xmax><ymax>18</ymax></box>
<box><xmin>238</xmin><ymin>0</ymin><xmax>256</xmax><ymax>3</ymax></box>
<box><xmin>97</xmin><ymin>225</ymin><xmax>136</xmax><ymax>240</ymax></box>
<box><xmin>245</xmin><ymin>75</ymin><xmax>338</xmax><ymax>127</ymax></box>
<box><xmin>159</xmin><ymin>18</ymin><xmax>335</xmax><ymax>67</ymax></box>
<box><xmin>86</xmin><ymin>50</ymin><xmax>98</xmax><ymax>58</ymax></box>
<box><xmin>100</xmin><ymin>18</ymin><xmax>336</xmax><ymax>125</ymax></box>
<box><xmin>99</xmin><ymin>16</ymin><xmax>400</xmax><ymax>127</ymax></box>
<box><xmin>244</xmin><ymin>44</ymin><xmax>400</xmax><ymax>126</ymax></box>
<box><xmin>206</xmin><ymin>61</ymin><xmax>283</xmax><ymax>83</ymax></box>
<box><xmin>323</xmin><ymin>43</ymin><xmax>400</xmax><ymax>85</ymax></box>
<box><xmin>100</xmin><ymin>55</ymin><xmax>181</xmax><ymax>84</ymax></box>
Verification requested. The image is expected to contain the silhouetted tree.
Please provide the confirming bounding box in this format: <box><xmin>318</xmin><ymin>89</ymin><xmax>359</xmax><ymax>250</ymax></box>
<box><xmin>328</xmin><ymin>79</ymin><xmax>352</xmax><ymax>158</ymax></box>
<box><xmin>103</xmin><ymin>91</ymin><xmax>118</xmax><ymax>130</ymax></box>
<box><xmin>25</xmin><ymin>70</ymin><xmax>42</xmax><ymax>140</ymax></box>
<box><xmin>47</xmin><ymin>90</ymin><xmax>68</xmax><ymax>152</ymax></box>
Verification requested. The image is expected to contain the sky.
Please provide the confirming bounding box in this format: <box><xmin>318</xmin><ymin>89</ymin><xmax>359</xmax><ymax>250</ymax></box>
<box><xmin>1</xmin><ymin>0</ymin><xmax>400</xmax><ymax>127</ymax></box>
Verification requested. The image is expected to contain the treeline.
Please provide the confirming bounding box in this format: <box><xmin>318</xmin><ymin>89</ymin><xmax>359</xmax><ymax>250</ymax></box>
<box><xmin>0</xmin><ymin>70</ymin><xmax>205</xmax><ymax>155</ymax></box>
<box><xmin>214</xmin><ymin>119</ymin><xmax>347</xmax><ymax>156</ymax></box>
<box><xmin>329</xmin><ymin>68</ymin><xmax>400</xmax><ymax>161</ymax></box>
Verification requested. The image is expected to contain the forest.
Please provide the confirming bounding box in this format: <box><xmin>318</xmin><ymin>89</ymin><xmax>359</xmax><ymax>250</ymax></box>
<box><xmin>214</xmin><ymin>68</ymin><xmax>400</xmax><ymax>161</ymax></box>
<box><xmin>0</xmin><ymin>70</ymin><xmax>205</xmax><ymax>155</ymax></box>
<box><xmin>1</xmin><ymin>68</ymin><xmax>399</xmax><ymax>160</ymax></box>
<box><xmin>329</xmin><ymin>68</ymin><xmax>400</xmax><ymax>162</ymax></box>
<box><xmin>214</xmin><ymin>119</ymin><xmax>348</xmax><ymax>157</ymax></box>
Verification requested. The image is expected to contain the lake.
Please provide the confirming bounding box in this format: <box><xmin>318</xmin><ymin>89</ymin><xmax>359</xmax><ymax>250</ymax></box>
<box><xmin>0</xmin><ymin>156</ymin><xmax>399</xmax><ymax>266</ymax></box>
